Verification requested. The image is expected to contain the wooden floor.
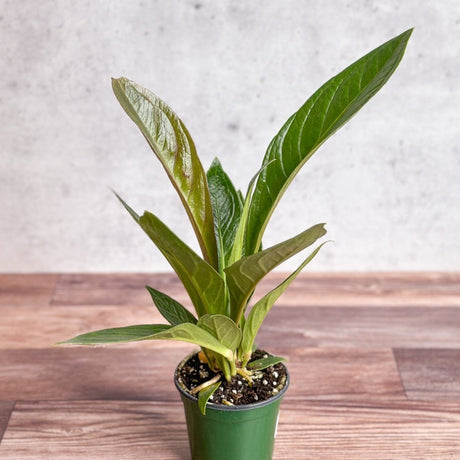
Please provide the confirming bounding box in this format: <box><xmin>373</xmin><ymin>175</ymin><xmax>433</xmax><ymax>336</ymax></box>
<box><xmin>0</xmin><ymin>272</ymin><xmax>459</xmax><ymax>459</ymax></box>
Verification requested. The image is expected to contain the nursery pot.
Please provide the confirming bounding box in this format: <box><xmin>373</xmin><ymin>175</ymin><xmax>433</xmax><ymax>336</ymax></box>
<box><xmin>174</xmin><ymin>356</ymin><xmax>289</xmax><ymax>460</ymax></box>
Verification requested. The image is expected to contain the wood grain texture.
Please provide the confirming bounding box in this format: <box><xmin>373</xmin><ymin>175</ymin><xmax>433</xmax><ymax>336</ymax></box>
<box><xmin>3</xmin><ymin>303</ymin><xmax>459</xmax><ymax>350</ymax></box>
<box><xmin>50</xmin><ymin>272</ymin><xmax>460</xmax><ymax>307</ymax></box>
<box><xmin>0</xmin><ymin>401</ymin><xmax>14</xmax><ymax>443</ymax></box>
<box><xmin>274</xmin><ymin>400</ymin><xmax>460</xmax><ymax>459</ymax></box>
<box><xmin>0</xmin><ymin>272</ymin><xmax>459</xmax><ymax>459</ymax></box>
<box><xmin>0</xmin><ymin>305</ymin><xmax>173</xmax><ymax>349</ymax></box>
<box><xmin>1</xmin><ymin>400</ymin><xmax>459</xmax><ymax>459</ymax></box>
<box><xmin>0</xmin><ymin>347</ymin><xmax>403</xmax><ymax>402</ymax></box>
<box><xmin>255</xmin><ymin>272</ymin><xmax>460</xmax><ymax>307</ymax></box>
<box><xmin>0</xmin><ymin>274</ymin><xmax>57</xmax><ymax>306</ymax></box>
<box><xmin>0</xmin><ymin>401</ymin><xmax>189</xmax><ymax>459</ymax></box>
<box><xmin>394</xmin><ymin>349</ymin><xmax>460</xmax><ymax>400</ymax></box>
<box><xmin>50</xmin><ymin>273</ymin><xmax>187</xmax><ymax>306</ymax></box>
<box><xmin>280</xmin><ymin>347</ymin><xmax>405</xmax><ymax>401</ymax></box>
<box><xmin>0</xmin><ymin>347</ymin><xmax>193</xmax><ymax>401</ymax></box>
<box><xmin>256</xmin><ymin>306</ymin><xmax>460</xmax><ymax>348</ymax></box>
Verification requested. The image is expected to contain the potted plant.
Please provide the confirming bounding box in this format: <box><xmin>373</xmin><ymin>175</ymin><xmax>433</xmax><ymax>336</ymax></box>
<box><xmin>60</xmin><ymin>29</ymin><xmax>412</xmax><ymax>459</ymax></box>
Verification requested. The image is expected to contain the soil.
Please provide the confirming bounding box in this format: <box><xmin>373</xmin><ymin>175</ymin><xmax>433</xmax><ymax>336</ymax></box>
<box><xmin>176</xmin><ymin>350</ymin><xmax>287</xmax><ymax>406</ymax></box>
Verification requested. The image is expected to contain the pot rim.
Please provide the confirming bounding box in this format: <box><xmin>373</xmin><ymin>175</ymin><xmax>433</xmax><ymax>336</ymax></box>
<box><xmin>174</xmin><ymin>351</ymin><xmax>290</xmax><ymax>412</ymax></box>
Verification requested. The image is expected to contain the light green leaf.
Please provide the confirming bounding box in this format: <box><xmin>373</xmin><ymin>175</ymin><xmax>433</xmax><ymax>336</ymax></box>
<box><xmin>240</xmin><ymin>241</ymin><xmax>329</xmax><ymax>364</ymax></box>
<box><xmin>226</xmin><ymin>223</ymin><xmax>327</xmax><ymax>323</ymax></box>
<box><xmin>245</xmin><ymin>29</ymin><xmax>413</xmax><ymax>254</ymax></box>
<box><xmin>112</xmin><ymin>77</ymin><xmax>218</xmax><ymax>268</ymax></box>
<box><xmin>247</xmin><ymin>355</ymin><xmax>286</xmax><ymax>371</ymax></box>
<box><xmin>60</xmin><ymin>323</ymin><xmax>232</xmax><ymax>359</ymax></box>
<box><xmin>139</xmin><ymin>211</ymin><xmax>226</xmax><ymax>317</ymax></box>
<box><xmin>207</xmin><ymin>158</ymin><xmax>243</xmax><ymax>268</ymax></box>
<box><xmin>198</xmin><ymin>382</ymin><xmax>221</xmax><ymax>415</ymax></box>
<box><xmin>197</xmin><ymin>314</ymin><xmax>242</xmax><ymax>351</ymax></box>
<box><xmin>58</xmin><ymin>324</ymin><xmax>171</xmax><ymax>345</ymax></box>
<box><xmin>146</xmin><ymin>286</ymin><xmax>197</xmax><ymax>326</ymax></box>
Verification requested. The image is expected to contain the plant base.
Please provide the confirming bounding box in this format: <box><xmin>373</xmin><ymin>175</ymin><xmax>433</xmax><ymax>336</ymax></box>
<box><xmin>175</xmin><ymin>356</ymin><xmax>289</xmax><ymax>460</ymax></box>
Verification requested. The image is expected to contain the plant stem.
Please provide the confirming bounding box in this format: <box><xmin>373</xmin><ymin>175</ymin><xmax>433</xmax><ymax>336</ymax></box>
<box><xmin>190</xmin><ymin>374</ymin><xmax>221</xmax><ymax>395</ymax></box>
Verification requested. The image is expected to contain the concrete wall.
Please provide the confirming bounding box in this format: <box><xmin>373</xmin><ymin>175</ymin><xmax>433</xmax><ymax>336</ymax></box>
<box><xmin>1</xmin><ymin>0</ymin><xmax>459</xmax><ymax>272</ymax></box>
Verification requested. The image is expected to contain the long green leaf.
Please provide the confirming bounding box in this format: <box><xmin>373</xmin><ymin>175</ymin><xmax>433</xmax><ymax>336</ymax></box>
<box><xmin>207</xmin><ymin>158</ymin><xmax>243</xmax><ymax>268</ymax></box>
<box><xmin>146</xmin><ymin>286</ymin><xmax>197</xmax><ymax>326</ymax></box>
<box><xmin>226</xmin><ymin>223</ymin><xmax>327</xmax><ymax>322</ymax></box>
<box><xmin>139</xmin><ymin>211</ymin><xmax>226</xmax><ymax>317</ymax></box>
<box><xmin>112</xmin><ymin>77</ymin><xmax>218</xmax><ymax>268</ymax></box>
<box><xmin>227</xmin><ymin>159</ymin><xmax>275</xmax><ymax>266</ymax></box>
<box><xmin>245</xmin><ymin>29</ymin><xmax>412</xmax><ymax>254</ymax></box>
<box><xmin>240</xmin><ymin>242</ymin><xmax>329</xmax><ymax>364</ymax></box>
<box><xmin>60</xmin><ymin>323</ymin><xmax>233</xmax><ymax>360</ymax></box>
<box><xmin>58</xmin><ymin>324</ymin><xmax>171</xmax><ymax>345</ymax></box>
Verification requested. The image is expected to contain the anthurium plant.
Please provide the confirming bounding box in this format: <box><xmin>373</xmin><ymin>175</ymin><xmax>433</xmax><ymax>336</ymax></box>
<box><xmin>61</xmin><ymin>29</ymin><xmax>412</xmax><ymax>413</ymax></box>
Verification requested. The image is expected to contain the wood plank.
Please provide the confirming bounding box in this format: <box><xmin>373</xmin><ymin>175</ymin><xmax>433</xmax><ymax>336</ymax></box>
<box><xmin>394</xmin><ymin>349</ymin><xmax>460</xmax><ymax>400</ymax></box>
<box><xmin>0</xmin><ymin>401</ymin><xmax>189</xmax><ymax>459</ymax></box>
<box><xmin>275</xmin><ymin>402</ymin><xmax>460</xmax><ymax>459</ymax></box>
<box><xmin>1</xmin><ymin>400</ymin><xmax>459</xmax><ymax>459</ymax></box>
<box><xmin>50</xmin><ymin>273</ymin><xmax>187</xmax><ymax>306</ymax></box>
<box><xmin>0</xmin><ymin>347</ymin><xmax>193</xmax><ymax>402</ymax></box>
<box><xmin>3</xmin><ymin>303</ymin><xmax>459</xmax><ymax>350</ymax></box>
<box><xmin>0</xmin><ymin>275</ymin><xmax>58</xmax><ymax>306</ymax></box>
<box><xmin>257</xmin><ymin>306</ymin><xmax>460</xmax><ymax>348</ymax></box>
<box><xmin>0</xmin><ymin>305</ymin><xmax>176</xmax><ymax>349</ymax></box>
<box><xmin>50</xmin><ymin>272</ymin><xmax>460</xmax><ymax>307</ymax></box>
<box><xmin>0</xmin><ymin>348</ymin><xmax>403</xmax><ymax>402</ymax></box>
<box><xmin>280</xmin><ymin>347</ymin><xmax>405</xmax><ymax>401</ymax></box>
<box><xmin>259</xmin><ymin>271</ymin><xmax>460</xmax><ymax>307</ymax></box>
<box><xmin>0</xmin><ymin>401</ymin><xmax>14</xmax><ymax>443</ymax></box>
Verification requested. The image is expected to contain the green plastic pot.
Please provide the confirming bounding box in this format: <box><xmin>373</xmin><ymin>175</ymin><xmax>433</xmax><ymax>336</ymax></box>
<box><xmin>174</xmin><ymin>356</ymin><xmax>289</xmax><ymax>460</ymax></box>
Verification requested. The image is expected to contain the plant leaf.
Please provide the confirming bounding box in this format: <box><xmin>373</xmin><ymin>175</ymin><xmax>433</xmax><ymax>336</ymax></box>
<box><xmin>240</xmin><ymin>241</ymin><xmax>329</xmax><ymax>364</ymax></box>
<box><xmin>198</xmin><ymin>382</ymin><xmax>221</xmax><ymax>415</ymax></box>
<box><xmin>58</xmin><ymin>324</ymin><xmax>171</xmax><ymax>345</ymax></box>
<box><xmin>113</xmin><ymin>191</ymin><xmax>140</xmax><ymax>223</ymax></box>
<box><xmin>60</xmin><ymin>323</ymin><xmax>233</xmax><ymax>360</ymax></box>
<box><xmin>206</xmin><ymin>158</ymin><xmax>243</xmax><ymax>268</ymax></box>
<box><xmin>139</xmin><ymin>211</ymin><xmax>226</xmax><ymax>317</ymax></box>
<box><xmin>146</xmin><ymin>286</ymin><xmax>197</xmax><ymax>326</ymax></box>
<box><xmin>112</xmin><ymin>77</ymin><xmax>218</xmax><ymax>268</ymax></box>
<box><xmin>247</xmin><ymin>355</ymin><xmax>286</xmax><ymax>371</ymax></box>
<box><xmin>245</xmin><ymin>29</ymin><xmax>413</xmax><ymax>254</ymax></box>
<box><xmin>227</xmin><ymin>159</ymin><xmax>275</xmax><ymax>266</ymax></box>
<box><xmin>197</xmin><ymin>314</ymin><xmax>242</xmax><ymax>351</ymax></box>
<box><xmin>226</xmin><ymin>223</ymin><xmax>327</xmax><ymax>322</ymax></box>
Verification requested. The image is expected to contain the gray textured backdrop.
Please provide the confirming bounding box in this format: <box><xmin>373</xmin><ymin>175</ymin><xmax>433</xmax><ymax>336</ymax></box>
<box><xmin>1</xmin><ymin>0</ymin><xmax>459</xmax><ymax>272</ymax></box>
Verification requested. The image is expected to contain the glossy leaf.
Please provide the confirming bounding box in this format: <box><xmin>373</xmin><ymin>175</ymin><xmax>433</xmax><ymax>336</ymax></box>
<box><xmin>198</xmin><ymin>382</ymin><xmax>221</xmax><ymax>415</ymax></box>
<box><xmin>226</xmin><ymin>223</ymin><xmax>327</xmax><ymax>322</ymax></box>
<box><xmin>245</xmin><ymin>29</ymin><xmax>413</xmax><ymax>254</ymax></box>
<box><xmin>247</xmin><ymin>355</ymin><xmax>286</xmax><ymax>371</ymax></box>
<box><xmin>139</xmin><ymin>211</ymin><xmax>226</xmax><ymax>317</ymax></box>
<box><xmin>197</xmin><ymin>314</ymin><xmax>242</xmax><ymax>351</ymax></box>
<box><xmin>207</xmin><ymin>158</ymin><xmax>243</xmax><ymax>268</ymax></box>
<box><xmin>146</xmin><ymin>286</ymin><xmax>197</xmax><ymax>326</ymax></box>
<box><xmin>227</xmin><ymin>159</ymin><xmax>275</xmax><ymax>266</ymax></box>
<box><xmin>112</xmin><ymin>77</ymin><xmax>218</xmax><ymax>268</ymax></box>
<box><xmin>240</xmin><ymin>241</ymin><xmax>329</xmax><ymax>363</ymax></box>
